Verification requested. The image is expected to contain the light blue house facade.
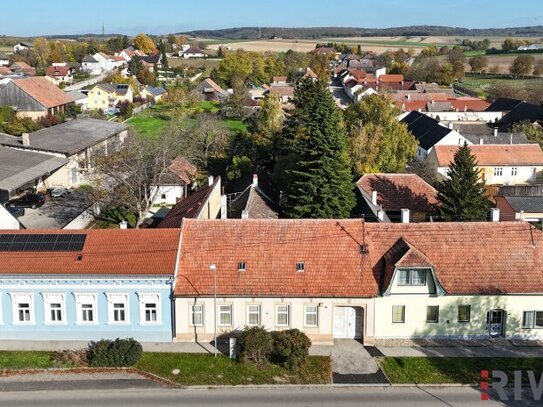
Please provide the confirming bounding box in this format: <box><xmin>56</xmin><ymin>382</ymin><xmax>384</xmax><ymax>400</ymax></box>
<box><xmin>0</xmin><ymin>276</ymin><xmax>173</xmax><ymax>342</ymax></box>
<box><xmin>0</xmin><ymin>229</ymin><xmax>180</xmax><ymax>343</ymax></box>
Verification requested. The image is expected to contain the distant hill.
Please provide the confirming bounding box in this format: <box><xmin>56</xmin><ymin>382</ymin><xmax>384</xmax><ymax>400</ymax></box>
<box><xmin>181</xmin><ymin>26</ymin><xmax>543</xmax><ymax>40</ymax></box>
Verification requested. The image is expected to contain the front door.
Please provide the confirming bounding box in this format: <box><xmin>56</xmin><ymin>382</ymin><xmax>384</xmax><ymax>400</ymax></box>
<box><xmin>333</xmin><ymin>307</ymin><xmax>362</xmax><ymax>339</ymax></box>
<box><xmin>487</xmin><ymin>309</ymin><xmax>505</xmax><ymax>337</ymax></box>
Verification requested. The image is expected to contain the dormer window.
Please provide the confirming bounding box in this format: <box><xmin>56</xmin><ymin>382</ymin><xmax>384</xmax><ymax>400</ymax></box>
<box><xmin>296</xmin><ymin>262</ymin><xmax>305</xmax><ymax>272</ymax></box>
<box><xmin>398</xmin><ymin>269</ymin><xmax>426</xmax><ymax>286</ymax></box>
<box><xmin>238</xmin><ymin>262</ymin><xmax>246</xmax><ymax>272</ymax></box>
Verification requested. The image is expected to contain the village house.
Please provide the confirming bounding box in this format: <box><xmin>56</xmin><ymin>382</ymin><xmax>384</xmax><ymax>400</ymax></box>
<box><xmin>227</xmin><ymin>173</ymin><xmax>278</xmax><ymax>219</ymax></box>
<box><xmin>182</xmin><ymin>46</ymin><xmax>208</xmax><ymax>59</ymax></box>
<box><xmin>0</xmin><ymin>53</ymin><xmax>10</xmax><ymax>67</ymax></box>
<box><xmin>87</xmin><ymin>83</ymin><xmax>133</xmax><ymax>110</ymax></box>
<box><xmin>140</xmin><ymin>85</ymin><xmax>168</xmax><ymax>102</ymax></box>
<box><xmin>9</xmin><ymin>62</ymin><xmax>35</xmax><ymax>76</ymax></box>
<box><xmin>0</xmin><ymin>229</ymin><xmax>179</xmax><ymax>342</ymax></box>
<box><xmin>495</xmin><ymin>184</ymin><xmax>543</xmax><ymax>223</ymax></box>
<box><xmin>151</xmin><ymin>157</ymin><xmax>197</xmax><ymax>206</ymax></box>
<box><xmin>193</xmin><ymin>78</ymin><xmax>229</xmax><ymax>102</ymax></box>
<box><xmin>0</xmin><ymin>118</ymin><xmax>129</xmax><ymax>188</ymax></box>
<box><xmin>0</xmin><ymin>77</ymin><xmax>72</xmax><ymax>119</ymax></box>
<box><xmin>173</xmin><ymin>219</ymin><xmax>543</xmax><ymax>345</ymax></box>
<box><xmin>356</xmin><ymin>174</ymin><xmax>438</xmax><ymax>222</ymax></box>
<box><xmin>13</xmin><ymin>42</ymin><xmax>33</xmax><ymax>53</ymax></box>
<box><xmin>81</xmin><ymin>55</ymin><xmax>102</xmax><ymax>75</ymax></box>
<box><xmin>428</xmin><ymin>144</ymin><xmax>543</xmax><ymax>185</ymax></box>
<box><xmin>45</xmin><ymin>65</ymin><xmax>73</xmax><ymax>86</ymax></box>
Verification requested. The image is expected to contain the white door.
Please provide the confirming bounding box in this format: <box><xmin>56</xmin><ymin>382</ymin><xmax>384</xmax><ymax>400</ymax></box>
<box><xmin>333</xmin><ymin>307</ymin><xmax>362</xmax><ymax>339</ymax></box>
<box><xmin>487</xmin><ymin>310</ymin><xmax>505</xmax><ymax>337</ymax></box>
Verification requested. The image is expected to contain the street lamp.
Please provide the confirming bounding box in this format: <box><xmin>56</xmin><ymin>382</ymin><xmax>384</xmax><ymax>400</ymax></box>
<box><xmin>209</xmin><ymin>264</ymin><xmax>217</xmax><ymax>358</ymax></box>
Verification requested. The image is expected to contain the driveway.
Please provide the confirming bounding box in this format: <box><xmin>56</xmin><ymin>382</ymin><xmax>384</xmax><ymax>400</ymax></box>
<box><xmin>18</xmin><ymin>191</ymin><xmax>91</xmax><ymax>229</ymax></box>
<box><xmin>331</xmin><ymin>339</ymin><xmax>388</xmax><ymax>384</ymax></box>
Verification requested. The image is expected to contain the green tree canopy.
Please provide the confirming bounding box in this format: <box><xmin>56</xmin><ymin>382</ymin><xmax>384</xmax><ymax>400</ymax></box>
<box><xmin>281</xmin><ymin>79</ymin><xmax>355</xmax><ymax>218</ymax></box>
<box><xmin>344</xmin><ymin>94</ymin><xmax>417</xmax><ymax>176</ymax></box>
<box><xmin>436</xmin><ymin>144</ymin><xmax>491</xmax><ymax>221</ymax></box>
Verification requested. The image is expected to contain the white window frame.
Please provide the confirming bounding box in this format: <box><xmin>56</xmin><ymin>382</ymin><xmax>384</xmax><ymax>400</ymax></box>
<box><xmin>458</xmin><ymin>305</ymin><xmax>471</xmax><ymax>323</ymax></box>
<box><xmin>42</xmin><ymin>293</ymin><xmax>66</xmax><ymax>325</ymax></box>
<box><xmin>304</xmin><ymin>305</ymin><xmax>318</xmax><ymax>327</ymax></box>
<box><xmin>275</xmin><ymin>304</ymin><xmax>290</xmax><ymax>327</ymax></box>
<box><xmin>494</xmin><ymin>167</ymin><xmax>503</xmax><ymax>177</ymax></box>
<box><xmin>511</xmin><ymin>167</ymin><xmax>518</xmax><ymax>176</ymax></box>
<box><xmin>137</xmin><ymin>293</ymin><xmax>161</xmax><ymax>325</ymax></box>
<box><xmin>392</xmin><ymin>305</ymin><xmax>405</xmax><ymax>324</ymax></box>
<box><xmin>218</xmin><ymin>304</ymin><xmax>233</xmax><ymax>327</ymax></box>
<box><xmin>397</xmin><ymin>269</ymin><xmax>426</xmax><ymax>286</ymax></box>
<box><xmin>10</xmin><ymin>293</ymin><xmax>35</xmax><ymax>325</ymax></box>
<box><xmin>246</xmin><ymin>304</ymin><xmax>261</xmax><ymax>326</ymax></box>
<box><xmin>190</xmin><ymin>304</ymin><xmax>204</xmax><ymax>327</ymax></box>
<box><xmin>74</xmin><ymin>293</ymin><xmax>98</xmax><ymax>325</ymax></box>
<box><xmin>105</xmin><ymin>293</ymin><xmax>130</xmax><ymax>325</ymax></box>
<box><xmin>522</xmin><ymin>311</ymin><xmax>543</xmax><ymax>329</ymax></box>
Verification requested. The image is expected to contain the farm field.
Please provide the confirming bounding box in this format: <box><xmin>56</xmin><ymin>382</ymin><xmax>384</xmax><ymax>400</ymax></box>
<box><xmin>167</xmin><ymin>57</ymin><xmax>222</xmax><ymax>76</ymax></box>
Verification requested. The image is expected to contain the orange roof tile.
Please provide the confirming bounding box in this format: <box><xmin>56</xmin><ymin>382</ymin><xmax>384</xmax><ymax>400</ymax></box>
<box><xmin>357</xmin><ymin>174</ymin><xmax>438</xmax><ymax>212</ymax></box>
<box><xmin>13</xmin><ymin>77</ymin><xmax>72</xmax><ymax>108</ymax></box>
<box><xmin>0</xmin><ymin>229</ymin><xmax>180</xmax><ymax>275</ymax></box>
<box><xmin>174</xmin><ymin>219</ymin><xmax>543</xmax><ymax>297</ymax></box>
<box><xmin>434</xmin><ymin>144</ymin><xmax>543</xmax><ymax>167</ymax></box>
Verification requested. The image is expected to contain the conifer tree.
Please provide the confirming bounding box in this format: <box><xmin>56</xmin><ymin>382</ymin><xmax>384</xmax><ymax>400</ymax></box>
<box><xmin>281</xmin><ymin>79</ymin><xmax>355</xmax><ymax>218</ymax></box>
<box><xmin>436</xmin><ymin>144</ymin><xmax>491</xmax><ymax>221</ymax></box>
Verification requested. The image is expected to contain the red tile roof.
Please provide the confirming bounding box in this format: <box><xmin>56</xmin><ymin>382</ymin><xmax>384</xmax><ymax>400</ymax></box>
<box><xmin>434</xmin><ymin>144</ymin><xmax>543</xmax><ymax>167</ymax></box>
<box><xmin>449</xmin><ymin>98</ymin><xmax>490</xmax><ymax>112</ymax></box>
<box><xmin>378</xmin><ymin>74</ymin><xmax>405</xmax><ymax>82</ymax></box>
<box><xmin>174</xmin><ymin>219</ymin><xmax>543</xmax><ymax>297</ymax></box>
<box><xmin>0</xmin><ymin>229</ymin><xmax>180</xmax><ymax>275</ymax></box>
<box><xmin>157</xmin><ymin>177</ymin><xmax>220</xmax><ymax>228</ymax></box>
<box><xmin>168</xmin><ymin>157</ymin><xmax>197</xmax><ymax>185</ymax></box>
<box><xmin>46</xmin><ymin>66</ymin><xmax>70</xmax><ymax>77</ymax></box>
<box><xmin>13</xmin><ymin>77</ymin><xmax>72</xmax><ymax>108</ymax></box>
<box><xmin>357</xmin><ymin>174</ymin><xmax>438</xmax><ymax>212</ymax></box>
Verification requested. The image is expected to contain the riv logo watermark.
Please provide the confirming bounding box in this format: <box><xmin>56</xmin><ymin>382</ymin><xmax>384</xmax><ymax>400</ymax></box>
<box><xmin>480</xmin><ymin>370</ymin><xmax>543</xmax><ymax>401</ymax></box>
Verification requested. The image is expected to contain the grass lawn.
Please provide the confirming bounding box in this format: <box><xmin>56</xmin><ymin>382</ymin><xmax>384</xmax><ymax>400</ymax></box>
<box><xmin>379</xmin><ymin>357</ymin><xmax>543</xmax><ymax>385</ymax></box>
<box><xmin>225</xmin><ymin>119</ymin><xmax>248</xmax><ymax>133</ymax></box>
<box><xmin>137</xmin><ymin>353</ymin><xmax>331</xmax><ymax>385</ymax></box>
<box><xmin>127</xmin><ymin>114</ymin><xmax>170</xmax><ymax>138</ymax></box>
<box><xmin>0</xmin><ymin>351</ymin><xmax>74</xmax><ymax>370</ymax></box>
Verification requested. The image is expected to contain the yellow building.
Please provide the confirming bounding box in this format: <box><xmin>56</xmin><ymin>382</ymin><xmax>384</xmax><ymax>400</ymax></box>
<box><xmin>88</xmin><ymin>83</ymin><xmax>133</xmax><ymax>110</ymax></box>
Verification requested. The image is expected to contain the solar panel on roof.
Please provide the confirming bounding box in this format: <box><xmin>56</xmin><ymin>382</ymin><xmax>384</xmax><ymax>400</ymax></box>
<box><xmin>0</xmin><ymin>234</ymin><xmax>87</xmax><ymax>252</ymax></box>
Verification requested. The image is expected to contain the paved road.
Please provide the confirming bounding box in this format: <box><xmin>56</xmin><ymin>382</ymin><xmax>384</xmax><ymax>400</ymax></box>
<box><xmin>0</xmin><ymin>387</ymin><xmax>539</xmax><ymax>406</ymax></box>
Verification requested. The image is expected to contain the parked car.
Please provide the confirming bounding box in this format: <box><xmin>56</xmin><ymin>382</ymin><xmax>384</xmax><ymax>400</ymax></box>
<box><xmin>11</xmin><ymin>192</ymin><xmax>46</xmax><ymax>209</ymax></box>
<box><xmin>4</xmin><ymin>203</ymin><xmax>25</xmax><ymax>218</ymax></box>
<box><xmin>50</xmin><ymin>187</ymin><xmax>70</xmax><ymax>198</ymax></box>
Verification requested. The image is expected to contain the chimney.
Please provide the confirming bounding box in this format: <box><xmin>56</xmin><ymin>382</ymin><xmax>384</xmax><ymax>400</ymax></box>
<box><xmin>22</xmin><ymin>133</ymin><xmax>30</xmax><ymax>146</ymax></box>
<box><xmin>220</xmin><ymin>189</ymin><xmax>227</xmax><ymax>220</ymax></box>
<box><xmin>377</xmin><ymin>209</ymin><xmax>385</xmax><ymax>222</ymax></box>
<box><xmin>371</xmin><ymin>190</ymin><xmax>378</xmax><ymax>206</ymax></box>
<box><xmin>208</xmin><ymin>175</ymin><xmax>214</xmax><ymax>186</ymax></box>
<box><xmin>401</xmin><ymin>208</ymin><xmax>410</xmax><ymax>224</ymax></box>
<box><xmin>241</xmin><ymin>210</ymin><xmax>249</xmax><ymax>219</ymax></box>
<box><xmin>494</xmin><ymin>128</ymin><xmax>498</xmax><ymax>138</ymax></box>
<box><xmin>510</xmin><ymin>133</ymin><xmax>513</xmax><ymax>145</ymax></box>
<box><xmin>252</xmin><ymin>173</ymin><xmax>258</xmax><ymax>188</ymax></box>
<box><xmin>490</xmin><ymin>208</ymin><xmax>500</xmax><ymax>222</ymax></box>
<box><xmin>119</xmin><ymin>220</ymin><xmax>128</xmax><ymax>229</ymax></box>
<box><xmin>448</xmin><ymin>122</ymin><xmax>454</xmax><ymax>130</ymax></box>
<box><xmin>479</xmin><ymin>138</ymin><xmax>484</xmax><ymax>145</ymax></box>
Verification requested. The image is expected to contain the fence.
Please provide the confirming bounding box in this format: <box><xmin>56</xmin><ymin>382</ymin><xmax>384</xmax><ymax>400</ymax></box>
<box><xmin>465</xmin><ymin>72</ymin><xmax>542</xmax><ymax>80</ymax></box>
<box><xmin>452</xmin><ymin>83</ymin><xmax>481</xmax><ymax>98</ymax></box>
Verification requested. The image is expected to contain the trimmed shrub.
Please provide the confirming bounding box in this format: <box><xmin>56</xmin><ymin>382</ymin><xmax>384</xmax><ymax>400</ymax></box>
<box><xmin>88</xmin><ymin>338</ymin><xmax>143</xmax><ymax>367</ymax></box>
<box><xmin>272</xmin><ymin>329</ymin><xmax>311</xmax><ymax>370</ymax></box>
<box><xmin>237</xmin><ymin>326</ymin><xmax>273</xmax><ymax>364</ymax></box>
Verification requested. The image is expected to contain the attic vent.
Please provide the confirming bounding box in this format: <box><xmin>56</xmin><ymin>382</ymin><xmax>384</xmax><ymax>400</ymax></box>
<box><xmin>296</xmin><ymin>262</ymin><xmax>305</xmax><ymax>272</ymax></box>
<box><xmin>360</xmin><ymin>245</ymin><xmax>369</xmax><ymax>254</ymax></box>
<box><xmin>238</xmin><ymin>262</ymin><xmax>246</xmax><ymax>272</ymax></box>
<box><xmin>76</xmin><ymin>254</ymin><xmax>83</xmax><ymax>261</ymax></box>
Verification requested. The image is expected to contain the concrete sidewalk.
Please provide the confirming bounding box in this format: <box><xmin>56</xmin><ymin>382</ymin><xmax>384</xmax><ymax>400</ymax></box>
<box><xmin>0</xmin><ymin>340</ymin><xmax>332</xmax><ymax>356</ymax></box>
<box><xmin>377</xmin><ymin>344</ymin><xmax>543</xmax><ymax>358</ymax></box>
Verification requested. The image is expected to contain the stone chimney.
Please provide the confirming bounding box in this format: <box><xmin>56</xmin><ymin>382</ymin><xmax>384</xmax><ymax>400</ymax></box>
<box><xmin>490</xmin><ymin>208</ymin><xmax>500</xmax><ymax>222</ymax></box>
<box><xmin>479</xmin><ymin>138</ymin><xmax>484</xmax><ymax>145</ymax></box>
<box><xmin>220</xmin><ymin>187</ymin><xmax>227</xmax><ymax>220</ymax></box>
<box><xmin>119</xmin><ymin>220</ymin><xmax>128</xmax><ymax>229</ymax></box>
<box><xmin>494</xmin><ymin>128</ymin><xmax>498</xmax><ymax>138</ymax></box>
<box><xmin>208</xmin><ymin>175</ymin><xmax>214</xmax><ymax>186</ymax></box>
<box><xmin>252</xmin><ymin>173</ymin><xmax>258</xmax><ymax>188</ymax></box>
<box><xmin>241</xmin><ymin>210</ymin><xmax>249</xmax><ymax>219</ymax></box>
<box><xmin>21</xmin><ymin>133</ymin><xmax>30</xmax><ymax>146</ymax></box>
<box><xmin>401</xmin><ymin>208</ymin><xmax>410</xmax><ymax>224</ymax></box>
<box><xmin>377</xmin><ymin>209</ymin><xmax>385</xmax><ymax>222</ymax></box>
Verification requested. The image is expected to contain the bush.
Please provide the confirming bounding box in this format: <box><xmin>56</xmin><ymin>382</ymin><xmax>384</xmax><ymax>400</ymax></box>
<box><xmin>51</xmin><ymin>349</ymin><xmax>88</xmax><ymax>367</ymax></box>
<box><xmin>272</xmin><ymin>329</ymin><xmax>311</xmax><ymax>370</ymax></box>
<box><xmin>237</xmin><ymin>326</ymin><xmax>273</xmax><ymax>365</ymax></box>
<box><xmin>88</xmin><ymin>338</ymin><xmax>143</xmax><ymax>367</ymax></box>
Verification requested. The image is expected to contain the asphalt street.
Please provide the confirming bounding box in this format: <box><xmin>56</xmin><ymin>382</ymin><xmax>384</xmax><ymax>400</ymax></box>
<box><xmin>0</xmin><ymin>386</ymin><xmax>540</xmax><ymax>407</ymax></box>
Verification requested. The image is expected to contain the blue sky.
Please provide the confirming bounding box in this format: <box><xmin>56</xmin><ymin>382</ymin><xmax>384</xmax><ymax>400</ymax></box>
<box><xmin>2</xmin><ymin>0</ymin><xmax>542</xmax><ymax>36</ymax></box>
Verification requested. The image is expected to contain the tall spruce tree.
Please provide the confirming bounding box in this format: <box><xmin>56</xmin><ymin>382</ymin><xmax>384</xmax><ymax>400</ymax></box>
<box><xmin>436</xmin><ymin>144</ymin><xmax>491</xmax><ymax>221</ymax></box>
<box><xmin>281</xmin><ymin>79</ymin><xmax>355</xmax><ymax>218</ymax></box>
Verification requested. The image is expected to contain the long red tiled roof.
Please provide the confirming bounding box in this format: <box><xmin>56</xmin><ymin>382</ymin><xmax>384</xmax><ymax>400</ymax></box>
<box><xmin>434</xmin><ymin>144</ymin><xmax>543</xmax><ymax>167</ymax></box>
<box><xmin>357</xmin><ymin>174</ymin><xmax>438</xmax><ymax>212</ymax></box>
<box><xmin>13</xmin><ymin>77</ymin><xmax>72</xmax><ymax>108</ymax></box>
<box><xmin>0</xmin><ymin>229</ymin><xmax>180</xmax><ymax>275</ymax></box>
<box><xmin>174</xmin><ymin>219</ymin><xmax>543</xmax><ymax>297</ymax></box>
